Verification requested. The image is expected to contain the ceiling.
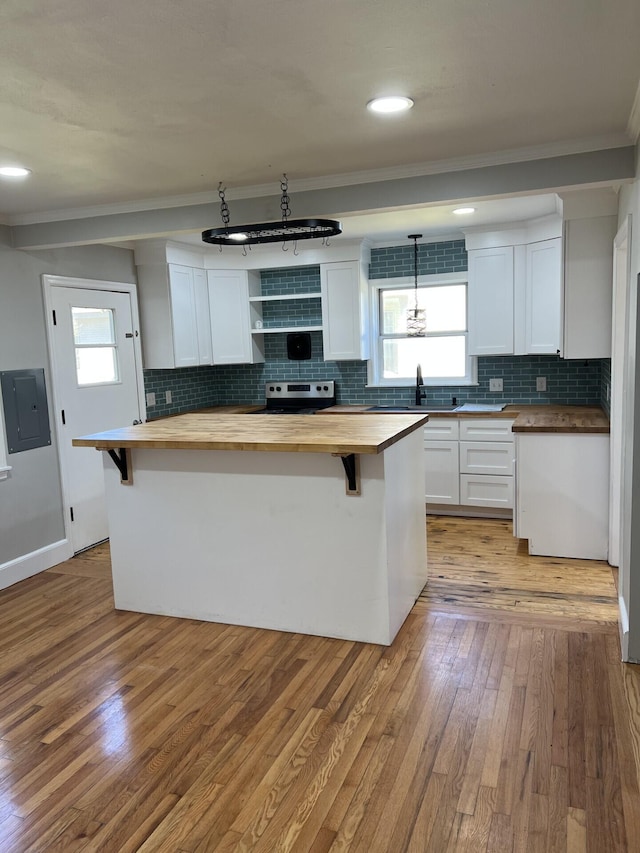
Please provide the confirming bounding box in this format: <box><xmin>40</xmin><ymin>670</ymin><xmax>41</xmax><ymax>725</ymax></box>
<box><xmin>0</xmin><ymin>0</ymin><xmax>639</xmax><ymax>243</ymax></box>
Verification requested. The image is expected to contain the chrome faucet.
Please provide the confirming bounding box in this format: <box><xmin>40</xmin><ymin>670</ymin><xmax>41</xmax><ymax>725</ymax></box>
<box><xmin>415</xmin><ymin>364</ymin><xmax>426</xmax><ymax>406</ymax></box>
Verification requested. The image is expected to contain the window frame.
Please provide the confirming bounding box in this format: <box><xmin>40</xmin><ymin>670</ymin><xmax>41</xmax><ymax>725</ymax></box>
<box><xmin>71</xmin><ymin>305</ymin><xmax>122</xmax><ymax>388</ymax></box>
<box><xmin>367</xmin><ymin>272</ymin><xmax>477</xmax><ymax>387</ymax></box>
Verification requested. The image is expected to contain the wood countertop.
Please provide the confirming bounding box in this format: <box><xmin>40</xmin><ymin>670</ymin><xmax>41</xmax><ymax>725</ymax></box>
<box><xmin>72</xmin><ymin>412</ymin><xmax>429</xmax><ymax>455</ymax></box>
<box><xmin>324</xmin><ymin>403</ymin><xmax>609</xmax><ymax>433</ymax></box>
<box><xmin>508</xmin><ymin>405</ymin><xmax>609</xmax><ymax>433</ymax></box>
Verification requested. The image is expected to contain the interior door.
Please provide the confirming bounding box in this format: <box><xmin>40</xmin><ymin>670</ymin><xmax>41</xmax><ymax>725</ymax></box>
<box><xmin>48</xmin><ymin>284</ymin><xmax>142</xmax><ymax>552</ymax></box>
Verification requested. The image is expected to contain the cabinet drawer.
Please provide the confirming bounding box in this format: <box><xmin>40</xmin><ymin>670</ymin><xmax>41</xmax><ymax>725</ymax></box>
<box><xmin>460</xmin><ymin>474</ymin><xmax>514</xmax><ymax>508</ymax></box>
<box><xmin>459</xmin><ymin>441</ymin><xmax>514</xmax><ymax>476</ymax></box>
<box><xmin>423</xmin><ymin>418</ymin><xmax>459</xmax><ymax>441</ymax></box>
<box><xmin>459</xmin><ymin>418</ymin><xmax>514</xmax><ymax>442</ymax></box>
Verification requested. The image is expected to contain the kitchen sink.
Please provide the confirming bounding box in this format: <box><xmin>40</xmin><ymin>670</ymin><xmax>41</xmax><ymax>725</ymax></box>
<box><xmin>366</xmin><ymin>405</ymin><xmax>459</xmax><ymax>413</ymax></box>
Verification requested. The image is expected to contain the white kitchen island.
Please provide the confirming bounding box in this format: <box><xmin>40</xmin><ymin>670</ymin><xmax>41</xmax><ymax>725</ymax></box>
<box><xmin>73</xmin><ymin>412</ymin><xmax>428</xmax><ymax>645</ymax></box>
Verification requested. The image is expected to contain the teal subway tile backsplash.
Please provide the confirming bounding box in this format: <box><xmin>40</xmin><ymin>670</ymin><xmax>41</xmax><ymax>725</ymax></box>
<box><xmin>260</xmin><ymin>266</ymin><xmax>321</xmax><ymax>295</ymax></box>
<box><xmin>369</xmin><ymin>240</ymin><xmax>467</xmax><ymax>278</ymax></box>
<box><xmin>143</xmin><ymin>241</ymin><xmax>609</xmax><ymax>417</ymax></box>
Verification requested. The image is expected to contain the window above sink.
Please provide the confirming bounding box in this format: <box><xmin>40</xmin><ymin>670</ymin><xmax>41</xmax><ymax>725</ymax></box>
<box><xmin>367</xmin><ymin>273</ymin><xmax>478</xmax><ymax>388</ymax></box>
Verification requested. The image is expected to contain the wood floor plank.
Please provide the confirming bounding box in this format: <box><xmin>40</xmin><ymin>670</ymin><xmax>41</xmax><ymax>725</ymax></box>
<box><xmin>0</xmin><ymin>516</ymin><xmax>636</xmax><ymax>851</ymax></box>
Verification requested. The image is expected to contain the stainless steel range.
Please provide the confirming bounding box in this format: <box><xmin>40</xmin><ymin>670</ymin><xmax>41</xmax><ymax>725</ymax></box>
<box><xmin>250</xmin><ymin>381</ymin><xmax>336</xmax><ymax>414</ymax></box>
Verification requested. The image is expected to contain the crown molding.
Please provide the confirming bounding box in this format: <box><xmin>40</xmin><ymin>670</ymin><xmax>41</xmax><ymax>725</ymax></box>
<box><xmin>628</xmin><ymin>79</ymin><xmax>640</xmax><ymax>144</ymax></box>
<box><xmin>7</xmin><ymin>134</ymin><xmax>632</xmax><ymax>228</ymax></box>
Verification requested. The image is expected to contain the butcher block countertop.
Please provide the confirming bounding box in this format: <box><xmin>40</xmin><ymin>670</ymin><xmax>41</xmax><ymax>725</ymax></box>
<box><xmin>72</xmin><ymin>412</ymin><xmax>428</xmax><ymax>456</ymax></box>
<box><xmin>325</xmin><ymin>404</ymin><xmax>609</xmax><ymax>433</ymax></box>
<box><xmin>507</xmin><ymin>405</ymin><xmax>609</xmax><ymax>433</ymax></box>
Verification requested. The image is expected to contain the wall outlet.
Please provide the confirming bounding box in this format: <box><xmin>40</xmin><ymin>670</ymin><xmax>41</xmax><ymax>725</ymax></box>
<box><xmin>146</xmin><ymin>392</ymin><xmax>156</xmax><ymax>407</ymax></box>
<box><xmin>489</xmin><ymin>378</ymin><xmax>503</xmax><ymax>392</ymax></box>
<box><xmin>165</xmin><ymin>390</ymin><xmax>172</xmax><ymax>404</ymax></box>
<box><xmin>536</xmin><ymin>377</ymin><xmax>547</xmax><ymax>392</ymax></box>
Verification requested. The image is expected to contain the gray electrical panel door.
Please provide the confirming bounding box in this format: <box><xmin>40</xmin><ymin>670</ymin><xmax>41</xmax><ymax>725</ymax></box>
<box><xmin>1</xmin><ymin>369</ymin><xmax>52</xmax><ymax>453</ymax></box>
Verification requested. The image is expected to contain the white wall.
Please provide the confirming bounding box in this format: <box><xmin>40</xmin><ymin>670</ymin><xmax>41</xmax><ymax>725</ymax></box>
<box><xmin>0</xmin><ymin>242</ymin><xmax>136</xmax><ymax>569</ymax></box>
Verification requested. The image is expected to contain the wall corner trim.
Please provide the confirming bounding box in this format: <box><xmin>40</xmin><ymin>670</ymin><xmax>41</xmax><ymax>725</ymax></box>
<box><xmin>0</xmin><ymin>539</ymin><xmax>73</xmax><ymax>591</ymax></box>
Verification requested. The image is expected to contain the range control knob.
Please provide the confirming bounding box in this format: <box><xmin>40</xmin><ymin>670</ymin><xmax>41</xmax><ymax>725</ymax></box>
<box><xmin>269</xmin><ymin>386</ymin><xmax>275</xmax><ymax>392</ymax></box>
<box><xmin>316</xmin><ymin>385</ymin><xmax>322</xmax><ymax>391</ymax></box>
<box><xmin>276</xmin><ymin>386</ymin><xmax>281</xmax><ymax>392</ymax></box>
<box><xmin>323</xmin><ymin>385</ymin><xmax>329</xmax><ymax>391</ymax></box>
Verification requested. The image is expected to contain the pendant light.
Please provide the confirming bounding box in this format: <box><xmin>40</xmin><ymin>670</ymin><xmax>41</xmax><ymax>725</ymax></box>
<box><xmin>406</xmin><ymin>234</ymin><xmax>426</xmax><ymax>336</ymax></box>
<box><xmin>202</xmin><ymin>175</ymin><xmax>342</xmax><ymax>247</ymax></box>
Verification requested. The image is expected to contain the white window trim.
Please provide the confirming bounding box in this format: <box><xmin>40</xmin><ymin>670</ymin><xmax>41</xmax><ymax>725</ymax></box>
<box><xmin>367</xmin><ymin>272</ymin><xmax>478</xmax><ymax>388</ymax></box>
<box><xmin>0</xmin><ymin>387</ymin><xmax>12</xmax><ymax>481</ymax></box>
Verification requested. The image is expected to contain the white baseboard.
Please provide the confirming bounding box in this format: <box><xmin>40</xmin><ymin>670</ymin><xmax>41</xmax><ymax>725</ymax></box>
<box><xmin>0</xmin><ymin>539</ymin><xmax>73</xmax><ymax>591</ymax></box>
<box><xmin>426</xmin><ymin>504</ymin><xmax>513</xmax><ymax>520</ymax></box>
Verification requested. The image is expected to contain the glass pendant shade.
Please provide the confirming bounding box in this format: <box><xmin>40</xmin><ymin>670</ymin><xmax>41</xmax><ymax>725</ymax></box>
<box><xmin>407</xmin><ymin>307</ymin><xmax>427</xmax><ymax>337</ymax></box>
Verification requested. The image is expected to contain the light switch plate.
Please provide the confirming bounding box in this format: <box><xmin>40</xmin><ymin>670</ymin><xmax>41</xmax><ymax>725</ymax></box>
<box><xmin>489</xmin><ymin>378</ymin><xmax>503</xmax><ymax>392</ymax></box>
<box><xmin>146</xmin><ymin>392</ymin><xmax>156</xmax><ymax>407</ymax></box>
<box><xmin>536</xmin><ymin>377</ymin><xmax>547</xmax><ymax>392</ymax></box>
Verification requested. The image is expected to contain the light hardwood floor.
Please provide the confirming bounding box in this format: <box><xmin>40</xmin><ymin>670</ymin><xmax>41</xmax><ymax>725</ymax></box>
<box><xmin>0</xmin><ymin>518</ymin><xmax>638</xmax><ymax>851</ymax></box>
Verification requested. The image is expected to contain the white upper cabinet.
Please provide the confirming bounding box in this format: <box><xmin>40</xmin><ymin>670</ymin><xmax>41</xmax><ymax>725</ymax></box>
<box><xmin>563</xmin><ymin>216</ymin><xmax>616</xmax><ymax>360</ymax></box>
<box><xmin>135</xmin><ymin>240</ymin><xmax>371</xmax><ymax>368</ymax></box>
<box><xmin>465</xmin><ymin>218</ymin><xmax>563</xmax><ymax>358</ymax></box>
<box><xmin>321</xmin><ymin>260</ymin><xmax>370</xmax><ymax>361</ymax></box>
<box><xmin>525</xmin><ymin>238</ymin><xmax>562</xmax><ymax>354</ymax></box>
<box><xmin>136</xmin><ymin>260</ymin><xmax>213</xmax><ymax>369</ymax></box>
<box><xmin>467</xmin><ymin>246</ymin><xmax>515</xmax><ymax>356</ymax></box>
<box><xmin>207</xmin><ymin>269</ymin><xmax>264</xmax><ymax>365</ymax></box>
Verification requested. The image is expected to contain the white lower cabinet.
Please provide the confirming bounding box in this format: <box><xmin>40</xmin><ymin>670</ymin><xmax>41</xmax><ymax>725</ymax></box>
<box><xmin>515</xmin><ymin>433</ymin><xmax>609</xmax><ymax>559</ymax></box>
<box><xmin>424</xmin><ymin>417</ymin><xmax>515</xmax><ymax>512</ymax></box>
<box><xmin>458</xmin><ymin>420</ymin><xmax>515</xmax><ymax>508</ymax></box>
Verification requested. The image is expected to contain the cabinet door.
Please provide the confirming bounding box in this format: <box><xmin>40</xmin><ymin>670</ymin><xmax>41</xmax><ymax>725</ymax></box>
<box><xmin>525</xmin><ymin>238</ymin><xmax>562</xmax><ymax>354</ymax></box>
<box><xmin>563</xmin><ymin>216</ymin><xmax>616</xmax><ymax>359</ymax></box>
<box><xmin>321</xmin><ymin>261</ymin><xmax>369</xmax><ymax>361</ymax></box>
<box><xmin>468</xmin><ymin>247</ymin><xmax>514</xmax><ymax>355</ymax></box>
<box><xmin>208</xmin><ymin>270</ymin><xmax>263</xmax><ymax>365</ymax></box>
<box><xmin>424</xmin><ymin>440</ymin><xmax>460</xmax><ymax>504</ymax></box>
<box><xmin>193</xmin><ymin>268</ymin><xmax>212</xmax><ymax>365</ymax></box>
<box><xmin>169</xmin><ymin>265</ymin><xmax>199</xmax><ymax>368</ymax></box>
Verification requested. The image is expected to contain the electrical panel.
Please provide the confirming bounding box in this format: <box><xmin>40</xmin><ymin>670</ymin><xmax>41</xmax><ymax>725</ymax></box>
<box><xmin>0</xmin><ymin>369</ymin><xmax>51</xmax><ymax>453</ymax></box>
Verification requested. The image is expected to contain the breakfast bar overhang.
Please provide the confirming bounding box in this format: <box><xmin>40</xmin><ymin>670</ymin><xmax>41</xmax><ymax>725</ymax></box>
<box><xmin>73</xmin><ymin>412</ymin><xmax>428</xmax><ymax>645</ymax></box>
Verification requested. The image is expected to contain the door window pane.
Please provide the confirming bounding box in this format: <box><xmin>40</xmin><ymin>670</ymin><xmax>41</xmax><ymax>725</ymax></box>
<box><xmin>72</xmin><ymin>307</ymin><xmax>116</xmax><ymax>345</ymax></box>
<box><xmin>72</xmin><ymin>307</ymin><xmax>119</xmax><ymax>385</ymax></box>
<box><xmin>75</xmin><ymin>347</ymin><xmax>119</xmax><ymax>385</ymax></box>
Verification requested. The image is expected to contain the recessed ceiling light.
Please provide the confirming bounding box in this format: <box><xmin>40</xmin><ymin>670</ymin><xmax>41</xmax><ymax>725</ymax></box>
<box><xmin>452</xmin><ymin>207</ymin><xmax>476</xmax><ymax>215</ymax></box>
<box><xmin>367</xmin><ymin>96</ymin><xmax>414</xmax><ymax>114</ymax></box>
<box><xmin>0</xmin><ymin>166</ymin><xmax>31</xmax><ymax>178</ymax></box>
